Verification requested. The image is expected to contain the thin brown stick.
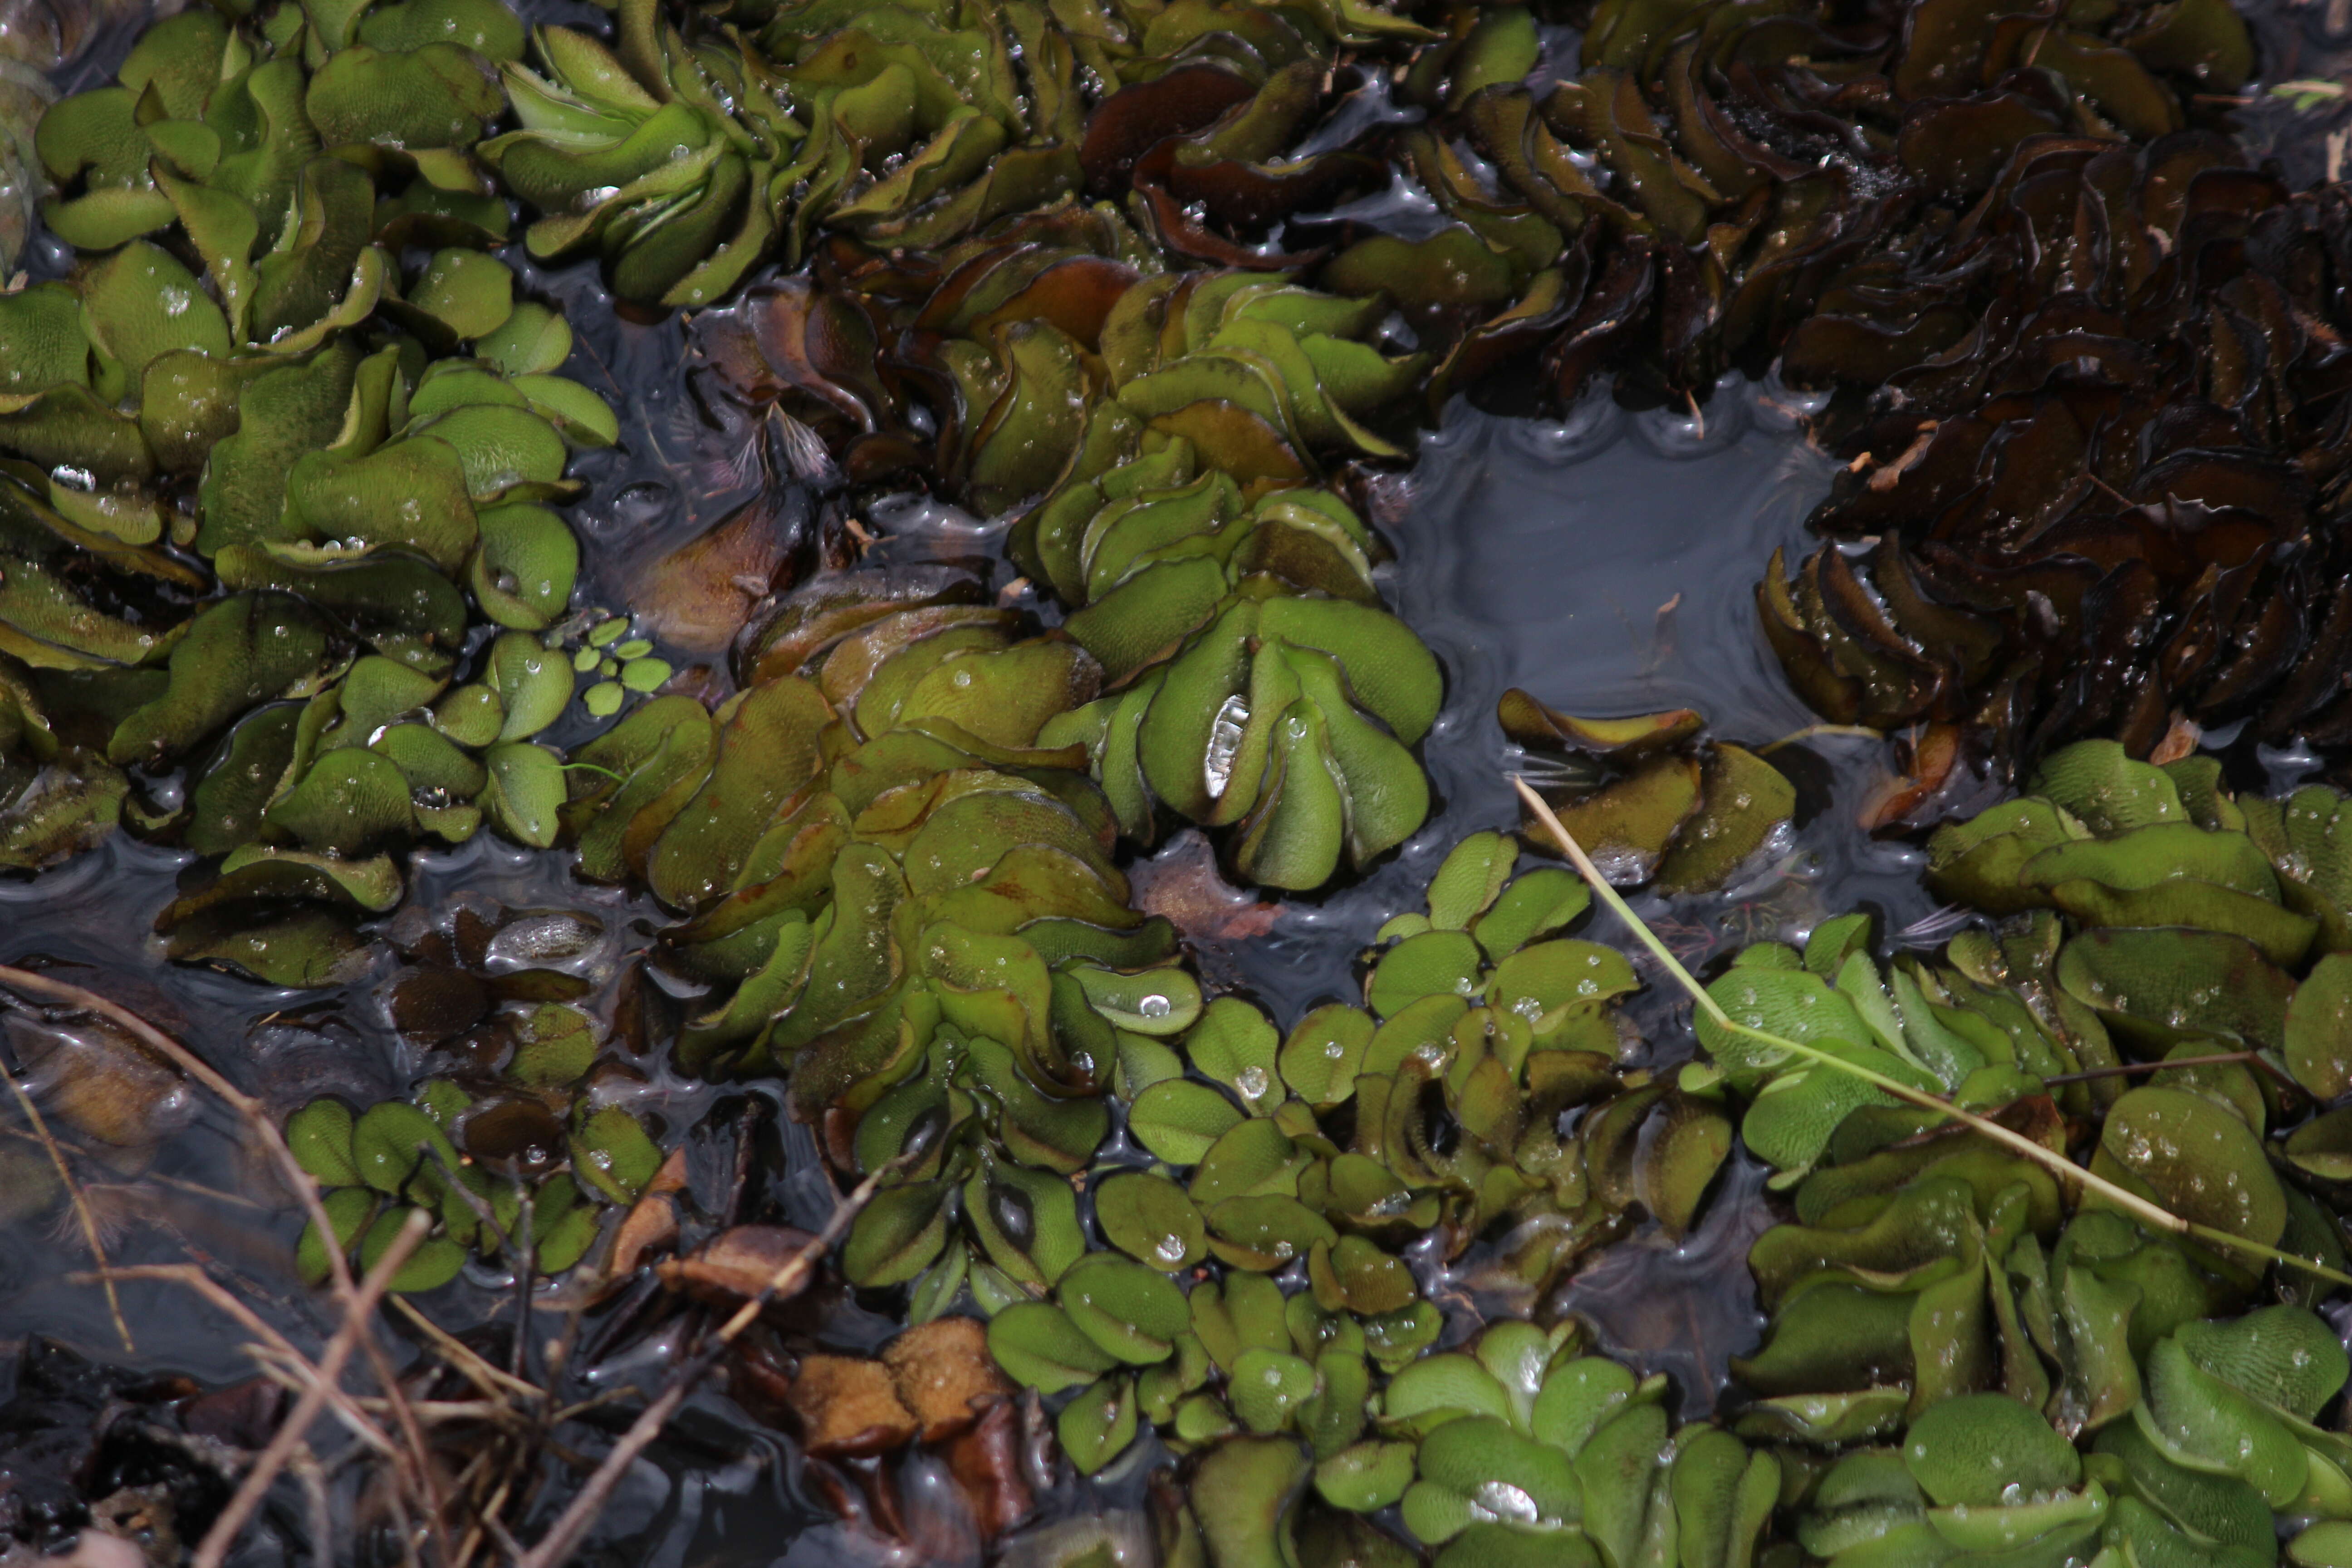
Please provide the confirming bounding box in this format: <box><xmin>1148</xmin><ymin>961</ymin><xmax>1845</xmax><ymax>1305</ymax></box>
<box><xmin>1512</xmin><ymin>776</ymin><xmax>2352</xmax><ymax>1292</ymax></box>
<box><xmin>512</xmin><ymin>1161</ymin><xmax>901</xmax><ymax>1568</ymax></box>
<box><xmin>194</xmin><ymin>1206</ymin><xmax>430</xmax><ymax>1568</ymax></box>
<box><xmin>2043</xmin><ymin>1051</ymin><xmax>2265</xmax><ymax>1085</ymax></box>
<box><xmin>0</xmin><ymin>964</ymin><xmax>448</xmax><ymax>1553</ymax></box>
<box><xmin>294</xmin><ymin>1455</ymin><xmax>334</xmax><ymax>1568</ymax></box>
<box><xmin>74</xmin><ymin>1263</ymin><xmax>402</xmax><ymax>1454</ymax></box>
<box><xmin>389</xmin><ymin>1294</ymin><xmax>547</xmax><ymax>1405</ymax></box>
<box><xmin>0</xmin><ymin>1056</ymin><xmax>130</xmax><ymax>1351</ymax></box>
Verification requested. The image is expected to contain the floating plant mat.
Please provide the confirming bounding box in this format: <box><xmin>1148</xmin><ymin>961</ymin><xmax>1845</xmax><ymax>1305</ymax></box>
<box><xmin>9</xmin><ymin>0</ymin><xmax>2352</xmax><ymax>1566</ymax></box>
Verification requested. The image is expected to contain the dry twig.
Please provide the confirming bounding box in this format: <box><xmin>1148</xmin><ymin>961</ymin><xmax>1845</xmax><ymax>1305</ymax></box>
<box><xmin>513</xmin><ymin>1160</ymin><xmax>902</xmax><ymax>1568</ymax></box>
<box><xmin>0</xmin><ymin>965</ymin><xmax>448</xmax><ymax>1561</ymax></box>
<box><xmin>0</xmin><ymin>1054</ymin><xmax>130</xmax><ymax>1351</ymax></box>
<box><xmin>195</xmin><ymin>1207</ymin><xmax>431</xmax><ymax>1568</ymax></box>
<box><xmin>1510</xmin><ymin>775</ymin><xmax>2352</xmax><ymax>1292</ymax></box>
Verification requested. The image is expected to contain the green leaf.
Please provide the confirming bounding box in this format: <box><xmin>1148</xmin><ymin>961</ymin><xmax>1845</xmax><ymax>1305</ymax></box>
<box><xmin>2099</xmin><ymin>1086</ymin><xmax>2286</xmax><ymax>1248</ymax></box>
<box><xmin>841</xmin><ymin>1180</ymin><xmax>950</xmax><ymax>1287</ymax></box>
<box><xmin>297</xmin><ymin>1187</ymin><xmax>378</xmax><ymax>1285</ymax></box>
<box><xmin>352</xmin><ymin>1101</ymin><xmax>459</xmax><ymax>1197</ymax></box>
<box><xmin>1128</xmin><ymin>1078</ymin><xmax>1245</xmax><ymax>1165</ymax></box>
<box><xmin>1058</xmin><ymin>1253</ymin><xmax>1189</xmax><ymax>1365</ymax></box>
<box><xmin>1901</xmin><ymin>1393</ymin><xmax>2081</xmax><ymax>1506</ymax></box>
<box><xmin>1093</xmin><ymin>1171</ymin><xmax>1207</xmax><ymax>1272</ymax></box>
<box><xmin>481</xmin><ymin>741</ymin><xmax>566</xmax><ymax>848</ymax></box>
<box><xmin>1278</xmin><ymin>1003</ymin><xmax>1376</xmax><ymax>1106</ymax></box>
<box><xmin>1058</xmin><ymin>1374</ymin><xmax>1138</xmax><ymax>1475</ymax></box>
<box><xmin>360</xmin><ymin>1207</ymin><xmax>466</xmax><ymax>1292</ymax></box>
<box><xmin>570</xmin><ymin>1106</ymin><xmax>660</xmax><ymax>1203</ymax></box>
<box><xmin>1316</xmin><ymin>1441</ymin><xmax>1416</xmax><ymax>1513</ymax></box>
<box><xmin>1184</xmin><ymin>997</ymin><xmax>1283</xmax><ymax>1114</ymax></box>
<box><xmin>471</xmin><ymin>503</ymin><xmax>579</xmax><ymax>630</ymax></box>
<box><xmin>487</xmin><ymin>632</ymin><xmax>575</xmax><ymax>741</ymax></box>
<box><xmin>475</xmin><ymin>303</ymin><xmax>574</xmax><ymax>377</ymax></box>
<box><xmin>405</xmin><ymin>249</ymin><xmax>515</xmax><ymax>341</ymax></box>
<box><xmin>2288</xmin><ymin>954</ymin><xmax>2352</xmax><ymax>1101</ymax></box>
<box><xmin>1367</xmin><ymin>932</ymin><xmax>1483</xmax><ymax>1018</ymax></box>
<box><xmin>1230</xmin><ymin>1347</ymin><xmax>1318</xmax><ymax>1435</ymax></box>
<box><xmin>987</xmin><ymin>1300</ymin><xmax>1117</xmax><ymax>1394</ymax></box>
<box><xmin>288</xmin><ymin>1098</ymin><xmax>361</xmax><ymax>1187</ymax></box>
<box><xmin>1191</xmin><ymin>1436</ymin><xmax>1310</xmax><ymax>1568</ymax></box>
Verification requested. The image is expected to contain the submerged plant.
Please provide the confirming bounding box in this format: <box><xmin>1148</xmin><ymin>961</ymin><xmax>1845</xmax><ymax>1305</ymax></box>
<box><xmin>1505</xmin><ymin>693</ymin><xmax>1797</xmax><ymax>892</ymax></box>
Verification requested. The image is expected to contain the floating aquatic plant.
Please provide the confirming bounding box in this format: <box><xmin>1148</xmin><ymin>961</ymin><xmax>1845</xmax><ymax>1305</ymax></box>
<box><xmin>1505</xmin><ymin>693</ymin><xmax>1797</xmax><ymax>892</ymax></box>
<box><xmin>816</xmin><ymin>825</ymin><xmax>1722</xmax><ymax>1511</ymax></box>
<box><xmin>7</xmin><ymin>0</ymin><xmax>2352</xmax><ymax>1563</ymax></box>
<box><xmin>0</xmin><ymin>0</ymin><xmax>613</xmax><ymax>981</ymax></box>
<box><xmin>1759</xmin><ymin>113</ymin><xmax>2352</xmax><ymax>788</ymax></box>
<box><xmin>285</xmin><ymin>897</ymin><xmax>659</xmax><ymax>1289</ymax></box>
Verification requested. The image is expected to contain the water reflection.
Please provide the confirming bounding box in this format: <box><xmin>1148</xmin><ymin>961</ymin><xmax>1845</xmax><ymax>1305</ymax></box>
<box><xmin>1212</xmin><ymin>382</ymin><xmax>1938</xmax><ymax>1030</ymax></box>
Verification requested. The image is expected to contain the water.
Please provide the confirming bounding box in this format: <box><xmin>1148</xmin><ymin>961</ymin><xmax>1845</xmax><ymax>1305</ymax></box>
<box><xmin>1206</xmin><ymin>379</ymin><xmax>1940</xmax><ymax>1035</ymax></box>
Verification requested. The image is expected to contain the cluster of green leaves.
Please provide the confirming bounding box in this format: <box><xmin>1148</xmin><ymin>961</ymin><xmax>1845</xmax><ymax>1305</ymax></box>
<box><xmin>1146</xmin><ymin>1289</ymin><xmax>2352</xmax><ymax>1568</ymax></box>
<box><xmin>1505</xmin><ymin>692</ymin><xmax>1798</xmax><ymax>893</ymax></box>
<box><xmin>1341</xmin><ymin>1317</ymin><xmax>1777</xmax><ymax>1568</ymax></box>
<box><xmin>9</xmin><ymin>1</ymin><xmax>2340</xmax><ymax>1563</ymax></box>
<box><xmin>833</xmin><ymin>829</ymin><xmax>1737</xmax><ymax>1493</ymax></box>
<box><xmin>993</xmin><ymin>272</ymin><xmax>1445</xmax><ymax>892</ymax></box>
<box><xmin>1689</xmin><ymin>913</ymin><xmax>2106</xmax><ymax>1179</ymax></box>
<box><xmin>286</xmin><ymin>1085</ymin><xmax>659</xmax><ymax>1291</ymax></box>
<box><xmin>486</xmin><ymin>0</ymin><xmax>1431</xmax><ymax>305</ymax></box>
<box><xmin>1674</xmin><ymin>741</ymin><xmax>2352</xmax><ymax>1183</ymax></box>
<box><xmin>1927</xmin><ymin>741</ymin><xmax>2352</xmax><ymax>1104</ymax></box>
<box><xmin>572</xmin><ymin>614</ymin><xmax>672</xmax><ymax>719</ymax></box>
<box><xmin>717</xmin><ymin>238</ymin><xmax>1455</xmax><ymax>893</ymax></box>
<box><xmin>1135</xmin><ymin>795</ymin><xmax>2352</xmax><ymax>1568</ymax></box>
<box><xmin>0</xmin><ymin>0</ymin><xmax>616</xmax><ymax>976</ymax></box>
<box><xmin>557</xmin><ymin>615</ymin><xmax>1173</xmax><ymax>1098</ymax></box>
<box><xmin>1731</xmin><ymin>1112</ymin><xmax>2352</xmax><ymax>1568</ymax></box>
<box><xmin>283</xmin><ymin>903</ymin><xmax>660</xmax><ymax>1291</ymax></box>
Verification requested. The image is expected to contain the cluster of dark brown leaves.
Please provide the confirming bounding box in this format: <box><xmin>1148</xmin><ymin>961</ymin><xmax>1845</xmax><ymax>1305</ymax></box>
<box><xmin>1770</xmin><ymin>145</ymin><xmax>2352</xmax><ymax>821</ymax></box>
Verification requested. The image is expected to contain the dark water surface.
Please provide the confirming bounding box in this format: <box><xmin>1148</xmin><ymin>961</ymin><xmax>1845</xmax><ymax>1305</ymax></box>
<box><xmin>1216</xmin><ymin>380</ymin><xmax>1939</xmax><ymax>1022</ymax></box>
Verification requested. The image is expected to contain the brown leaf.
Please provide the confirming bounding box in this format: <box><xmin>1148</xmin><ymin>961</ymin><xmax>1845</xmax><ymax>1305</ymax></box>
<box><xmin>880</xmin><ymin>1316</ymin><xmax>1013</xmax><ymax>1442</ymax></box>
<box><xmin>634</xmin><ymin>485</ymin><xmax>807</xmax><ymax>657</ymax></box>
<box><xmin>941</xmin><ymin>1396</ymin><xmax>1034</xmax><ymax>1541</ymax></box>
<box><xmin>2149</xmin><ymin>713</ymin><xmax>2201</xmax><ymax>765</ymax></box>
<box><xmin>1130</xmin><ymin>829</ymin><xmax>1284</xmax><ymax>945</ymax></box>
<box><xmin>786</xmin><ymin>1355</ymin><xmax>916</xmax><ymax>1457</ymax></box>
<box><xmin>606</xmin><ymin>1147</ymin><xmax>689</xmax><ymax>1281</ymax></box>
<box><xmin>654</xmin><ymin>1223</ymin><xmax>818</xmax><ymax>1305</ymax></box>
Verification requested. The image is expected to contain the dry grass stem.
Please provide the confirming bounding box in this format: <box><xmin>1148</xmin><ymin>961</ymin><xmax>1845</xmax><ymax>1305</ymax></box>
<box><xmin>0</xmin><ymin>963</ymin><xmax>451</xmax><ymax>1550</ymax></box>
<box><xmin>1510</xmin><ymin>774</ymin><xmax>2352</xmax><ymax>1292</ymax></box>
<box><xmin>0</xmin><ymin>1055</ymin><xmax>130</xmax><ymax>1351</ymax></box>
<box><xmin>390</xmin><ymin>1295</ymin><xmax>546</xmax><ymax>1404</ymax></box>
<box><xmin>194</xmin><ymin>1207</ymin><xmax>431</xmax><ymax>1568</ymax></box>
<box><xmin>513</xmin><ymin>1159</ymin><xmax>903</xmax><ymax>1568</ymax></box>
